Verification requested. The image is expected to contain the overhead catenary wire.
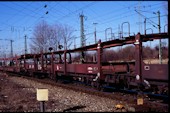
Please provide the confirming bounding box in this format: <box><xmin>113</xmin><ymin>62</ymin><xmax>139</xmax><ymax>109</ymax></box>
<box><xmin>0</xmin><ymin>1</ymin><xmax>167</xmax><ymax>56</ymax></box>
<box><xmin>84</xmin><ymin>2</ymin><xmax>164</xmax><ymax>31</ymax></box>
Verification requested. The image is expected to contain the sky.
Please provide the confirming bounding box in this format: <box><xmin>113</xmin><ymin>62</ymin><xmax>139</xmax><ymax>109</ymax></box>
<box><xmin>0</xmin><ymin>1</ymin><xmax>168</xmax><ymax>57</ymax></box>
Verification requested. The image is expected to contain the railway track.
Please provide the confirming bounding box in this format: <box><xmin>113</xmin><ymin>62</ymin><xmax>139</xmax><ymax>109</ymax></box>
<box><xmin>0</xmin><ymin>32</ymin><xmax>168</xmax><ymax>111</ymax></box>
<box><xmin>103</xmin><ymin>86</ymin><xmax>168</xmax><ymax>104</ymax></box>
<box><xmin>6</xmin><ymin>72</ymin><xmax>168</xmax><ymax>112</ymax></box>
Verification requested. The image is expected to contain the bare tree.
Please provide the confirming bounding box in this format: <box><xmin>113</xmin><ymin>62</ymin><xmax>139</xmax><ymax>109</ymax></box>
<box><xmin>122</xmin><ymin>46</ymin><xmax>135</xmax><ymax>60</ymax></box>
<box><xmin>30</xmin><ymin>20</ymin><xmax>75</xmax><ymax>53</ymax></box>
<box><xmin>59</xmin><ymin>24</ymin><xmax>75</xmax><ymax>50</ymax></box>
<box><xmin>143</xmin><ymin>46</ymin><xmax>153</xmax><ymax>59</ymax></box>
<box><xmin>46</xmin><ymin>24</ymin><xmax>62</xmax><ymax>51</ymax></box>
<box><xmin>30</xmin><ymin>20</ymin><xmax>50</xmax><ymax>53</ymax></box>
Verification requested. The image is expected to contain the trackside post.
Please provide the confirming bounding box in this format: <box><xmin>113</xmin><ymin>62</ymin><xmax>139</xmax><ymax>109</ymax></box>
<box><xmin>36</xmin><ymin>88</ymin><xmax>48</xmax><ymax>112</ymax></box>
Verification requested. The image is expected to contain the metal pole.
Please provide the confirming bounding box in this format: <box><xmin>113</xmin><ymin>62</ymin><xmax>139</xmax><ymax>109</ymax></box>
<box><xmin>80</xmin><ymin>14</ymin><xmax>85</xmax><ymax>62</ymax></box>
<box><xmin>93</xmin><ymin>23</ymin><xmax>97</xmax><ymax>43</ymax></box>
<box><xmin>40</xmin><ymin>101</ymin><xmax>45</xmax><ymax>112</ymax></box>
<box><xmin>25</xmin><ymin>35</ymin><xmax>27</xmax><ymax>54</ymax></box>
<box><xmin>95</xmin><ymin>28</ymin><xmax>96</xmax><ymax>43</ymax></box>
<box><xmin>10</xmin><ymin>40</ymin><xmax>14</xmax><ymax>58</ymax></box>
<box><xmin>144</xmin><ymin>18</ymin><xmax>146</xmax><ymax>35</ymax></box>
<box><xmin>158</xmin><ymin>11</ymin><xmax>162</xmax><ymax>64</ymax></box>
<box><xmin>80</xmin><ymin>14</ymin><xmax>85</xmax><ymax>47</ymax></box>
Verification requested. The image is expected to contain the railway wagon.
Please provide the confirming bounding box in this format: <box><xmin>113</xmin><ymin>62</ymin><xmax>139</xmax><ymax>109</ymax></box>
<box><xmin>0</xmin><ymin>32</ymin><xmax>168</xmax><ymax>95</ymax></box>
<box><xmin>0</xmin><ymin>56</ymin><xmax>20</xmax><ymax>73</ymax></box>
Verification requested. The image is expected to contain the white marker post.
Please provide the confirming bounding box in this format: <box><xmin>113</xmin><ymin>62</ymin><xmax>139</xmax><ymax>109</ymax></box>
<box><xmin>37</xmin><ymin>88</ymin><xmax>48</xmax><ymax>112</ymax></box>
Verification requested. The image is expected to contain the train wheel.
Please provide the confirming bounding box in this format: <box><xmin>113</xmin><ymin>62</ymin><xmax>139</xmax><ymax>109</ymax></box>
<box><xmin>86</xmin><ymin>78</ymin><xmax>91</xmax><ymax>86</ymax></box>
<box><xmin>83</xmin><ymin>77</ymin><xmax>88</xmax><ymax>86</ymax></box>
<box><xmin>96</xmin><ymin>82</ymin><xmax>101</xmax><ymax>90</ymax></box>
<box><xmin>96</xmin><ymin>80</ymin><xmax>104</xmax><ymax>91</ymax></box>
<box><xmin>91</xmin><ymin>81</ymin><xmax>97</xmax><ymax>88</ymax></box>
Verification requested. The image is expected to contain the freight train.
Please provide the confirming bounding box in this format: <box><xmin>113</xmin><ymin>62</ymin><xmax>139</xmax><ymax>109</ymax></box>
<box><xmin>0</xmin><ymin>32</ymin><xmax>168</xmax><ymax>96</ymax></box>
